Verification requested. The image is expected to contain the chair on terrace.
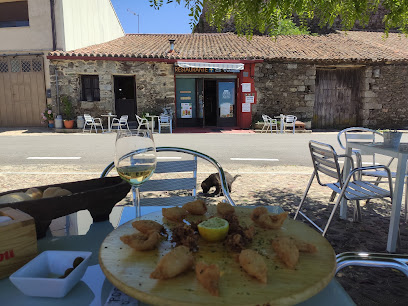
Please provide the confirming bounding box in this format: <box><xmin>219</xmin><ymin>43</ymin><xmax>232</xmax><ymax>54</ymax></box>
<box><xmin>158</xmin><ymin>114</ymin><xmax>172</xmax><ymax>133</ymax></box>
<box><xmin>136</xmin><ymin>115</ymin><xmax>150</xmax><ymax>130</ymax></box>
<box><xmin>111</xmin><ymin>115</ymin><xmax>129</xmax><ymax>131</ymax></box>
<box><xmin>261</xmin><ymin>114</ymin><xmax>278</xmax><ymax>133</ymax></box>
<box><xmin>83</xmin><ymin>114</ymin><xmax>104</xmax><ymax>133</ymax></box>
<box><xmin>284</xmin><ymin>115</ymin><xmax>297</xmax><ymax>134</ymax></box>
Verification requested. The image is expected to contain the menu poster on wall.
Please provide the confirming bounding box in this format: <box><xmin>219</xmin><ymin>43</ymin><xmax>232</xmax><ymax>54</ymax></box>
<box><xmin>242</xmin><ymin>83</ymin><xmax>251</xmax><ymax>92</ymax></box>
<box><xmin>242</xmin><ymin>102</ymin><xmax>251</xmax><ymax>113</ymax></box>
<box><xmin>245</xmin><ymin>95</ymin><xmax>255</xmax><ymax>103</ymax></box>
<box><xmin>181</xmin><ymin>103</ymin><xmax>192</xmax><ymax>118</ymax></box>
<box><xmin>220</xmin><ymin>103</ymin><xmax>231</xmax><ymax>117</ymax></box>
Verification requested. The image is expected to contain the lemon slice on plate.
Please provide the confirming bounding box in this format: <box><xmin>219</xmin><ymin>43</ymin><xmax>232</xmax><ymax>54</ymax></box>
<box><xmin>197</xmin><ymin>217</ymin><xmax>229</xmax><ymax>242</ymax></box>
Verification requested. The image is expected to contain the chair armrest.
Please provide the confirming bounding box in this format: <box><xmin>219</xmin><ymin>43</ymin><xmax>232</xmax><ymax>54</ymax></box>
<box><xmin>111</xmin><ymin>118</ymin><xmax>119</xmax><ymax>124</ymax></box>
<box><xmin>93</xmin><ymin>118</ymin><xmax>103</xmax><ymax>125</ymax></box>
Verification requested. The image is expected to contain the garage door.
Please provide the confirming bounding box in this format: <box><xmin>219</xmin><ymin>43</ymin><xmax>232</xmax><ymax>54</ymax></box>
<box><xmin>0</xmin><ymin>56</ymin><xmax>46</xmax><ymax>127</ymax></box>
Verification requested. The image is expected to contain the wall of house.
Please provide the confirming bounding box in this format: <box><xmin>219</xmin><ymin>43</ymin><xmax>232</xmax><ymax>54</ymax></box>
<box><xmin>253</xmin><ymin>61</ymin><xmax>316</xmax><ymax>128</ymax></box>
<box><xmin>49</xmin><ymin>59</ymin><xmax>175</xmax><ymax>117</ymax></box>
<box><xmin>59</xmin><ymin>0</ymin><xmax>124</xmax><ymax>51</ymax></box>
<box><xmin>0</xmin><ymin>0</ymin><xmax>53</xmax><ymax>51</ymax></box>
<box><xmin>361</xmin><ymin>64</ymin><xmax>408</xmax><ymax>129</ymax></box>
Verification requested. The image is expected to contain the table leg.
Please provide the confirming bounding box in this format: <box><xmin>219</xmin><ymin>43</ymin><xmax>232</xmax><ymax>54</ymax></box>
<box><xmin>108</xmin><ymin>118</ymin><xmax>112</xmax><ymax>132</ymax></box>
<box><xmin>340</xmin><ymin>146</ymin><xmax>353</xmax><ymax>219</ymax></box>
<box><xmin>151</xmin><ymin>118</ymin><xmax>155</xmax><ymax>133</ymax></box>
<box><xmin>387</xmin><ymin>154</ymin><xmax>407</xmax><ymax>252</ymax></box>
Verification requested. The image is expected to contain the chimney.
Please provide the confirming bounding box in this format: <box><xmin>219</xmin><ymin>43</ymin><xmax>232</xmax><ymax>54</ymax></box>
<box><xmin>169</xmin><ymin>39</ymin><xmax>175</xmax><ymax>52</ymax></box>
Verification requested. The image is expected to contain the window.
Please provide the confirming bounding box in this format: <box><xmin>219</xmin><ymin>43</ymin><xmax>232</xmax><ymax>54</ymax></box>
<box><xmin>81</xmin><ymin>75</ymin><xmax>100</xmax><ymax>101</ymax></box>
<box><xmin>0</xmin><ymin>1</ymin><xmax>29</xmax><ymax>28</ymax></box>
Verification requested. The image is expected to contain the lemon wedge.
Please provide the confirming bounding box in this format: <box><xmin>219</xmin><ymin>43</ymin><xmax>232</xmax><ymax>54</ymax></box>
<box><xmin>197</xmin><ymin>217</ymin><xmax>229</xmax><ymax>242</ymax></box>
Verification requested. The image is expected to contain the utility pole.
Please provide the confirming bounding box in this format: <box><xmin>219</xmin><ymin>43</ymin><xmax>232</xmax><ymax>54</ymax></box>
<box><xmin>127</xmin><ymin>8</ymin><xmax>139</xmax><ymax>33</ymax></box>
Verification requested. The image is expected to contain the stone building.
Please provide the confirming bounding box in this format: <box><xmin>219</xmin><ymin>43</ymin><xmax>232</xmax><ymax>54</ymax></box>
<box><xmin>48</xmin><ymin>31</ymin><xmax>408</xmax><ymax>130</ymax></box>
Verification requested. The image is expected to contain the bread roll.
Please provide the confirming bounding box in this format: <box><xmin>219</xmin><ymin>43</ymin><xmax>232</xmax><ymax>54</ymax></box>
<box><xmin>25</xmin><ymin>187</ymin><xmax>43</xmax><ymax>200</ymax></box>
<box><xmin>42</xmin><ymin>187</ymin><xmax>72</xmax><ymax>198</ymax></box>
<box><xmin>0</xmin><ymin>192</ymin><xmax>32</xmax><ymax>204</ymax></box>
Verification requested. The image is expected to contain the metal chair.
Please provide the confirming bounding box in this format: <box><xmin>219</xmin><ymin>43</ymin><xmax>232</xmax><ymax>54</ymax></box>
<box><xmin>294</xmin><ymin>140</ymin><xmax>393</xmax><ymax>236</ymax></box>
<box><xmin>135</xmin><ymin>115</ymin><xmax>150</xmax><ymax>130</ymax></box>
<box><xmin>83</xmin><ymin>114</ymin><xmax>104</xmax><ymax>133</ymax></box>
<box><xmin>261</xmin><ymin>114</ymin><xmax>278</xmax><ymax>133</ymax></box>
<box><xmin>337</xmin><ymin>127</ymin><xmax>408</xmax><ymax>222</ymax></box>
<box><xmin>158</xmin><ymin>114</ymin><xmax>172</xmax><ymax>133</ymax></box>
<box><xmin>284</xmin><ymin>115</ymin><xmax>297</xmax><ymax>134</ymax></box>
<box><xmin>111</xmin><ymin>115</ymin><xmax>129</xmax><ymax>131</ymax></box>
<box><xmin>101</xmin><ymin>147</ymin><xmax>236</xmax><ymax>217</ymax></box>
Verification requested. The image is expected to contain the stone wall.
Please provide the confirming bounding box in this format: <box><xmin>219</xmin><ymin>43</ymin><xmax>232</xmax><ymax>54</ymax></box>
<box><xmin>253</xmin><ymin>61</ymin><xmax>315</xmax><ymax>127</ymax></box>
<box><xmin>49</xmin><ymin>60</ymin><xmax>175</xmax><ymax>118</ymax></box>
<box><xmin>361</xmin><ymin>64</ymin><xmax>408</xmax><ymax>129</ymax></box>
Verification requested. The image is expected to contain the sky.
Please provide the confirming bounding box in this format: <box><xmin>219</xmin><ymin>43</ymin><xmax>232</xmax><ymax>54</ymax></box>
<box><xmin>111</xmin><ymin>0</ymin><xmax>193</xmax><ymax>34</ymax></box>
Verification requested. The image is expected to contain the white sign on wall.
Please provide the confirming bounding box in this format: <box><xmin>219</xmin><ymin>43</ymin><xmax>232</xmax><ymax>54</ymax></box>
<box><xmin>241</xmin><ymin>83</ymin><xmax>251</xmax><ymax>92</ymax></box>
<box><xmin>242</xmin><ymin>103</ymin><xmax>251</xmax><ymax>113</ymax></box>
<box><xmin>245</xmin><ymin>95</ymin><xmax>255</xmax><ymax>103</ymax></box>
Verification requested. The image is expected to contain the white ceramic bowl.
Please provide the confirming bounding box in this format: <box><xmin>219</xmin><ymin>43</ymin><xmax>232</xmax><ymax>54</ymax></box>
<box><xmin>9</xmin><ymin>250</ymin><xmax>92</xmax><ymax>298</ymax></box>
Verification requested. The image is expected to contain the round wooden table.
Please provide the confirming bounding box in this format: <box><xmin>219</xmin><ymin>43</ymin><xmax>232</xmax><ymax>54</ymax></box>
<box><xmin>99</xmin><ymin>206</ymin><xmax>336</xmax><ymax>305</ymax></box>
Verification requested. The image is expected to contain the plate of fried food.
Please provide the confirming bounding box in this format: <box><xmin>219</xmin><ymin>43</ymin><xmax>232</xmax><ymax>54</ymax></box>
<box><xmin>99</xmin><ymin>201</ymin><xmax>336</xmax><ymax>306</ymax></box>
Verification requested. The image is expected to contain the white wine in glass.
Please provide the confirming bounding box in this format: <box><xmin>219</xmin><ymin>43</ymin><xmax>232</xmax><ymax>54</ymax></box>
<box><xmin>114</xmin><ymin>129</ymin><xmax>156</xmax><ymax>217</ymax></box>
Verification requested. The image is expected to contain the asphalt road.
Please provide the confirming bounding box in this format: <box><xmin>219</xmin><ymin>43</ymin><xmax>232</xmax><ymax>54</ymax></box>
<box><xmin>0</xmin><ymin>131</ymin><xmax>403</xmax><ymax>172</ymax></box>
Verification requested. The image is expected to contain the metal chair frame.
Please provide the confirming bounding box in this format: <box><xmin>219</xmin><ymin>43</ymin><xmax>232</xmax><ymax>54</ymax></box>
<box><xmin>284</xmin><ymin>115</ymin><xmax>297</xmax><ymax>134</ymax></box>
<box><xmin>135</xmin><ymin>115</ymin><xmax>150</xmax><ymax>130</ymax></box>
<box><xmin>261</xmin><ymin>114</ymin><xmax>278</xmax><ymax>134</ymax></box>
<box><xmin>294</xmin><ymin>140</ymin><xmax>393</xmax><ymax>236</ymax></box>
<box><xmin>158</xmin><ymin>114</ymin><xmax>172</xmax><ymax>133</ymax></box>
<box><xmin>83</xmin><ymin>114</ymin><xmax>104</xmax><ymax>133</ymax></box>
<box><xmin>101</xmin><ymin>147</ymin><xmax>236</xmax><ymax>217</ymax></box>
<box><xmin>111</xmin><ymin>115</ymin><xmax>129</xmax><ymax>131</ymax></box>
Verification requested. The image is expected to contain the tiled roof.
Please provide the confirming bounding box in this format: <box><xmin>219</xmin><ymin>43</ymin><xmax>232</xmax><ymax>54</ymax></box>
<box><xmin>48</xmin><ymin>32</ymin><xmax>408</xmax><ymax>63</ymax></box>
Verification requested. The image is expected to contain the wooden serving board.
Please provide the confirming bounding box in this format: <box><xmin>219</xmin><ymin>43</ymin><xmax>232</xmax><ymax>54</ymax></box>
<box><xmin>99</xmin><ymin>206</ymin><xmax>336</xmax><ymax>306</ymax></box>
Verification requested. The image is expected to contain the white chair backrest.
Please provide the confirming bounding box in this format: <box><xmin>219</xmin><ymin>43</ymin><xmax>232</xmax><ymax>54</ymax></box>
<box><xmin>285</xmin><ymin>115</ymin><xmax>297</xmax><ymax>123</ymax></box>
<box><xmin>84</xmin><ymin>114</ymin><xmax>93</xmax><ymax>122</ymax></box>
<box><xmin>160</xmin><ymin>114</ymin><xmax>171</xmax><ymax>123</ymax></box>
<box><xmin>337</xmin><ymin>127</ymin><xmax>382</xmax><ymax>150</ymax></box>
<box><xmin>119</xmin><ymin>115</ymin><xmax>128</xmax><ymax>123</ymax></box>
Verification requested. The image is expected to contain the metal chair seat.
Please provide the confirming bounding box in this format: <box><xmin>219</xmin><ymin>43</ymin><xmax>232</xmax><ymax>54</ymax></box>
<box><xmin>327</xmin><ymin>181</ymin><xmax>391</xmax><ymax>200</ymax></box>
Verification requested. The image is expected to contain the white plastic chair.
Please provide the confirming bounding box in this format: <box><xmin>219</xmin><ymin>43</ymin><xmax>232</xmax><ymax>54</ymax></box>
<box><xmin>294</xmin><ymin>140</ymin><xmax>393</xmax><ymax>236</ymax></box>
<box><xmin>111</xmin><ymin>115</ymin><xmax>129</xmax><ymax>131</ymax></box>
<box><xmin>136</xmin><ymin>115</ymin><xmax>149</xmax><ymax>130</ymax></box>
<box><xmin>158</xmin><ymin>114</ymin><xmax>172</xmax><ymax>133</ymax></box>
<box><xmin>284</xmin><ymin>115</ymin><xmax>297</xmax><ymax>134</ymax></box>
<box><xmin>261</xmin><ymin>114</ymin><xmax>278</xmax><ymax>133</ymax></box>
<box><xmin>83</xmin><ymin>114</ymin><xmax>104</xmax><ymax>133</ymax></box>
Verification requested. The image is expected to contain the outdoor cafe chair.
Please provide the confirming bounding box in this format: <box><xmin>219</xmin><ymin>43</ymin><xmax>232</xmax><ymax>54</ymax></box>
<box><xmin>83</xmin><ymin>114</ymin><xmax>104</xmax><ymax>133</ymax></box>
<box><xmin>111</xmin><ymin>115</ymin><xmax>129</xmax><ymax>131</ymax></box>
<box><xmin>294</xmin><ymin>140</ymin><xmax>393</xmax><ymax>236</ymax></box>
<box><xmin>158</xmin><ymin>114</ymin><xmax>172</xmax><ymax>133</ymax></box>
<box><xmin>101</xmin><ymin>147</ymin><xmax>236</xmax><ymax>216</ymax></box>
<box><xmin>284</xmin><ymin>115</ymin><xmax>297</xmax><ymax>134</ymax></box>
<box><xmin>261</xmin><ymin>114</ymin><xmax>278</xmax><ymax>133</ymax></box>
<box><xmin>136</xmin><ymin>114</ymin><xmax>150</xmax><ymax>130</ymax></box>
<box><xmin>336</xmin><ymin>127</ymin><xmax>408</xmax><ymax>221</ymax></box>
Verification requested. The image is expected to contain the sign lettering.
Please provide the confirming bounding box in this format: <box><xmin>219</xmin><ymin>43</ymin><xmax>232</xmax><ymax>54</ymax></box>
<box><xmin>175</xmin><ymin>66</ymin><xmax>240</xmax><ymax>73</ymax></box>
<box><xmin>0</xmin><ymin>249</ymin><xmax>15</xmax><ymax>262</ymax></box>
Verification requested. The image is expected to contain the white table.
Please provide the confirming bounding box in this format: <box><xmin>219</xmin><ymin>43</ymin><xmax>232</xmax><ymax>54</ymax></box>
<box><xmin>101</xmin><ymin>114</ymin><xmax>117</xmax><ymax>132</ymax></box>
<box><xmin>145</xmin><ymin>115</ymin><xmax>159</xmax><ymax>133</ymax></box>
<box><xmin>274</xmin><ymin>114</ymin><xmax>286</xmax><ymax>133</ymax></box>
<box><xmin>343</xmin><ymin>142</ymin><xmax>408</xmax><ymax>252</ymax></box>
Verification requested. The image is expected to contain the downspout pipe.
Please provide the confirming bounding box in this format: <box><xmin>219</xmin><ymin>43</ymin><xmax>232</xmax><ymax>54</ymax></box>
<box><xmin>50</xmin><ymin>0</ymin><xmax>57</xmax><ymax>51</ymax></box>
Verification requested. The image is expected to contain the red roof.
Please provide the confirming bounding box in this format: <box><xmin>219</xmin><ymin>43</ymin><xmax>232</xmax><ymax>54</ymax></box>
<box><xmin>48</xmin><ymin>32</ymin><xmax>408</xmax><ymax>63</ymax></box>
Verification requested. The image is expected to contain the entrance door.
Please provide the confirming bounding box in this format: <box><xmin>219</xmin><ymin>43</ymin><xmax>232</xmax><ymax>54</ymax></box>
<box><xmin>204</xmin><ymin>80</ymin><xmax>217</xmax><ymax>126</ymax></box>
<box><xmin>176</xmin><ymin>78</ymin><xmax>196</xmax><ymax>127</ymax></box>
<box><xmin>217</xmin><ymin>81</ymin><xmax>236</xmax><ymax>127</ymax></box>
<box><xmin>114</xmin><ymin>76</ymin><xmax>136</xmax><ymax>121</ymax></box>
<box><xmin>313</xmin><ymin>68</ymin><xmax>362</xmax><ymax>129</ymax></box>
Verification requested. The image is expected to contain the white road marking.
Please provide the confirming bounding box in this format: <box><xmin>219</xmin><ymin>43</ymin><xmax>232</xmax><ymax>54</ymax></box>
<box><xmin>27</xmin><ymin>157</ymin><xmax>81</xmax><ymax>160</ymax></box>
<box><xmin>0</xmin><ymin>171</ymin><xmax>312</xmax><ymax>175</ymax></box>
<box><xmin>157</xmin><ymin>156</ymin><xmax>182</xmax><ymax>160</ymax></box>
<box><xmin>230</xmin><ymin>158</ymin><xmax>279</xmax><ymax>161</ymax></box>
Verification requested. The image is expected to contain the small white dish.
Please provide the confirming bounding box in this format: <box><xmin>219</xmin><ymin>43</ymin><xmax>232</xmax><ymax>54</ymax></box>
<box><xmin>9</xmin><ymin>250</ymin><xmax>92</xmax><ymax>298</ymax></box>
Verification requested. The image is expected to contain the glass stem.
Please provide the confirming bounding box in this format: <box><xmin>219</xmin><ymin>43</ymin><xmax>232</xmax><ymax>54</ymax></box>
<box><xmin>132</xmin><ymin>185</ymin><xmax>141</xmax><ymax>218</ymax></box>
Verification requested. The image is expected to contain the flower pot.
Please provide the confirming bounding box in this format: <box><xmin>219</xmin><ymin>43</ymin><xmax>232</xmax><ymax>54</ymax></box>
<box><xmin>64</xmin><ymin>120</ymin><xmax>75</xmax><ymax>129</ymax></box>
<box><xmin>55</xmin><ymin>117</ymin><xmax>63</xmax><ymax>129</ymax></box>
<box><xmin>383</xmin><ymin>131</ymin><xmax>402</xmax><ymax>148</ymax></box>
<box><xmin>48</xmin><ymin>120</ymin><xmax>55</xmax><ymax>128</ymax></box>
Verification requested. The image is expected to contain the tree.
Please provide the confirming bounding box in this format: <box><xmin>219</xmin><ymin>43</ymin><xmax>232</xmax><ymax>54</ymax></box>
<box><xmin>150</xmin><ymin>0</ymin><xmax>408</xmax><ymax>36</ymax></box>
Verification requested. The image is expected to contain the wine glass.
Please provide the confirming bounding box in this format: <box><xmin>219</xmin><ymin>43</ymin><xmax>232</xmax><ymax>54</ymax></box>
<box><xmin>114</xmin><ymin>129</ymin><xmax>157</xmax><ymax>217</ymax></box>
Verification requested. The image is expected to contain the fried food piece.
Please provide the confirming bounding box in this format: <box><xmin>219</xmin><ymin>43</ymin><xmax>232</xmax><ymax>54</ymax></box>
<box><xmin>162</xmin><ymin>207</ymin><xmax>188</xmax><ymax>222</ymax></box>
<box><xmin>217</xmin><ymin>202</ymin><xmax>235</xmax><ymax>217</ymax></box>
<box><xmin>251</xmin><ymin>207</ymin><xmax>288</xmax><ymax>230</ymax></box>
<box><xmin>182</xmin><ymin>199</ymin><xmax>207</xmax><ymax>215</ymax></box>
<box><xmin>271</xmin><ymin>237</ymin><xmax>299</xmax><ymax>269</ymax></box>
<box><xmin>132</xmin><ymin>220</ymin><xmax>164</xmax><ymax>234</ymax></box>
<box><xmin>120</xmin><ymin>231</ymin><xmax>160</xmax><ymax>251</ymax></box>
<box><xmin>239</xmin><ymin>249</ymin><xmax>267</xmax><ymax>283</ymax></box>
<box><xmin>223</xmin><ymin>214</ymin><xmax>255</xmax><ymax>252</ymax></box>
<box><xmin>150</xmin><ymin>246</ymin><xmax>194</xmax><ymax>279</ymax></box>
<box><xmin>195</xmin><ymin>262</ymin><xmax>220</xmax><ymax>296</ymax></box>
<box><xmin>171</xmin><ymin>224</ymin><xmax>199</xmax><ymax>252</ymax></box>
<box><xmin>294</xmin><ymin>239</ymin><xmax>318</xmax><ymax>253</ymax></box>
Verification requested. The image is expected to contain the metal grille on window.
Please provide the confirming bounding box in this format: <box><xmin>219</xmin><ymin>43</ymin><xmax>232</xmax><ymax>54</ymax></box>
<box><xmin>22</xmin><ymin>60</ymin><xmax>31</xmax><ymax>72</ymax></box>
<box><xmin>32</xmin><ymin>59</ymin><xmax>42</xmax><ymax>72</ymax></box>
<box><xmin>11</xmin><ymin>59</ymin><xmax>20</xmax><ymax>73</ymax></box>
<box><xmin>0</xmin><ymin>61</ymin><xmax>8</xmax><ymax>73</ymax></box>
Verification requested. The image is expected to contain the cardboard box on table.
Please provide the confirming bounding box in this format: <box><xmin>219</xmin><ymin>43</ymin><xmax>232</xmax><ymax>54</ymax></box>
<box><xmin>0</xmin><ymin>207</ymin><xmax>38</xmax><ymax>279</ymax></box>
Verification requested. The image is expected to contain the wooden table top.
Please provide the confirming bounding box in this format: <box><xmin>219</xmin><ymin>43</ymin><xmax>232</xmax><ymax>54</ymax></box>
<box><xmin>99</xmin><ymin>206</ymin><xmax>336</xmax><ymax>306</ymax></box>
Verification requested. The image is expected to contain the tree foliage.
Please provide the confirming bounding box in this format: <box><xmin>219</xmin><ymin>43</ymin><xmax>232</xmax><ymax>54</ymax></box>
<box><xmin>150</xmin><ymin>0</ymin><xmax>408</xmax><ymax>36</ymax></box>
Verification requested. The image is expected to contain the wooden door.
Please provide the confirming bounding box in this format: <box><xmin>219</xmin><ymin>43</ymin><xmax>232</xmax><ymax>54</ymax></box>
<box><xmin>313</xmin><ymin>68</ymin><xmax>362</xmax><ymax>129</ymax></box>
<box><xmin>114</xmin><ymin>76</ymin><xmax>136</xmax><ymax>121</ymax></box>
<box><xmin>0</xmin><ymin>56</ymin><xmax>46</xmax><ymax>127</ymax></box>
